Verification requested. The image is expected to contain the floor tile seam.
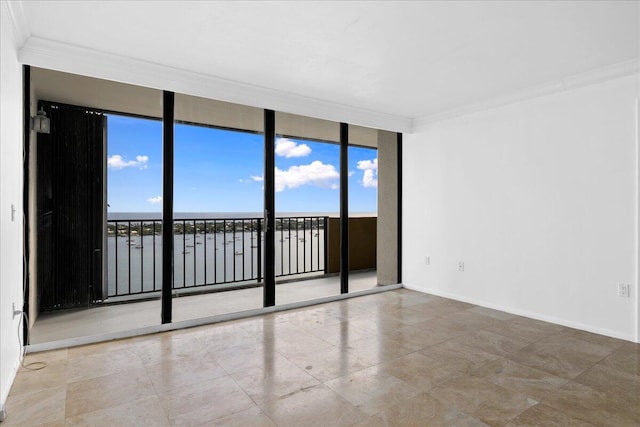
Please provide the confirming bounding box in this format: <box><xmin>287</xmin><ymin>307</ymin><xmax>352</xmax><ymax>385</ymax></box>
<box><xmin>482</xmin><ymin>357</ymin><xmax>572</xmax><ymax>386</ymax></box>
<box><xmin>536</xmin><ymin>383</ymin><xmax>627</xmax><ymax>426</ymax></box>
<box><xmin>499</xmin><ymin>350</ymin><xmax>577</xmax><ymax>380</ymax></box>
<box><xmin>253</xmin><ymin>382</ymin><xmax>322</xmax><ymax>414</ymax></box>
<box><xmin>257</xmin><ymin>382</ymin><xmax>335</xmax><ymax>407</ymax></box>
<box><xmin>202</xmin><ymin>396</ymin><xmax>263</xmax><ymax>425</ymax></box>
<box><xmin>442</xmin><ymin>333</ymin><xmax>528</xmax><ymax>360</ymax></box>
<box><xmin>476</xmin><ymin>324</ymin><xmax>553</xmax><ymax>345</ymax></box>
<box><xmin>143</xmin><ymin>359</ymin><xmax>232</xmax><ymax>396</ymax></box>
<box><xmin>157</xmin><ymin>375</ymin><xmax>259</xmax><ymax>424</ymax></box>
<box><xmin>6</xmin><ymin>376</ymin><xmax>69</xmax><ymax>402</ymax></box>
<box><xmin>427</xmin><ymin>375</ymin><xmax>539</xmax><ymax>424</ymax></box>
<box><xmin>343</xmin><ymin>332</ymin><xmax>418</xmax><ymax>351</ymax></box>
<box><xmin>5</xmin><ymin>383</ymin><xmax>67</xmax><ymax>420</ymax></box>
<box><xmin>65</xmin><ymin>363</ymin><xmax>152</xmax><ymax>387</ymax></box>
<box><xmin>554</xmin><ymin>352</ymin><xmax>620</xmax><ymax>382</ymax></box>
<box><xmin>222</xmin><ymin>371</ymin><xmax>264</xmax><ymax>410</ymax></box>
<box><xmin>551</xmin><ymin>332</ymin><xmax>627</xmax><ymax>356</ymax></box>
<box><xmin>66</xmin><ymin>346</ymin><xmax>145</xmax><ymax>369</ymax></box>
<box><xmin>593</xmin><ymin>357</ymin><xmax>640</xmax><ymax>381</ymax></box>
<box><xmin>63</xmin><ymin>393</ymin><xmax>172</xmax><ymax>425</ymax></box>
<box><xmin>521</xmin><ymin>403</ymin><xmax>600</xmax><ymax>427</ymax></box>
<box><xmin>572</xmin><ymin>362</ymin><xmax>640</xmax><ymax>394</ymax></box>
<box><xmin>422</xmin><ymin>389</ymin><xmax>488</xmax><ymax>425</ymax></box>
<box><xmin>282</xmin><ymin>346</ymin><xmax>372</xmax><ymax>382</ymax></box>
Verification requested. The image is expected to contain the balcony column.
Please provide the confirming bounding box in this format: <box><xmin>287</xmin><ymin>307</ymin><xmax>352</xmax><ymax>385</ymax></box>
<box><xmin>377</xmin><ymin>130</ymin><xmax>399</xmax><ymax>285</ymax></box>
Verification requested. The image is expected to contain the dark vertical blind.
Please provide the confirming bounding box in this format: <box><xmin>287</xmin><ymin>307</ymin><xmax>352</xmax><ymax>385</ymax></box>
<box><xmin>36</xmin><ymin>102</ymin><xmax>105</xmax><ymax>310</ymax></box>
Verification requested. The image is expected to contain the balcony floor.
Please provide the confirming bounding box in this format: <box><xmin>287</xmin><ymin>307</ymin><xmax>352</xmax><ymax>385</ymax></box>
<box><xmin>30</xmin><ymin>271</ymin><xmax>378</xmax><ymax>345</ymax></box>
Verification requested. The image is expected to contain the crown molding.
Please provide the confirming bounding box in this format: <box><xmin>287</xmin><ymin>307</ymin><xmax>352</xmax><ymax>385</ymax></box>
<box><xmin>413</xmin><ymin>59</ymin><xmax>640</xmax><ymax>131</ymax></box>
<box><xmin>2</xmin><ymin>1</ymin><xmax>30</xmax><ymax>48</ymax></box>
<box><xmin>17</xmin><ymin>36</ymin><xmax>412</xmax><ymax>133</ymax></box>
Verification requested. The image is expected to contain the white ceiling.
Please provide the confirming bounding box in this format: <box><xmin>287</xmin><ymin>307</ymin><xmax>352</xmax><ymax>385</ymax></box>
<box><xmin>11</xmin><ymin>1</ymin><xmax>640</xmax><ymax>130</ymax></box>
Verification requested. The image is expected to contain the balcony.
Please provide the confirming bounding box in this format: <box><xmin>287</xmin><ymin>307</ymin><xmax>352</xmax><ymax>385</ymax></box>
<box><xmin>30</xmin><ymin>215</ymin><xmax>379</xmax><ymax>345</ymax></box>
<box><xmin>106</xmin><ymin>216</ymin><xmax>331</xmax><ymax>301</ymax></box>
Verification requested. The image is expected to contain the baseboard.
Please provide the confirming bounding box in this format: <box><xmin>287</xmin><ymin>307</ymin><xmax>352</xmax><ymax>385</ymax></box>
<box><xmin>402</xmin><ymin>283</ymin><xmax>637</xmax><ymax>343</ymax></box>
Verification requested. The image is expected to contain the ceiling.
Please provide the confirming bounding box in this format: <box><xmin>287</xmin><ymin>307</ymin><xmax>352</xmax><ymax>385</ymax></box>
<box><xmin>10</xmin><ymin>1</ymin><xmax>640</xmax><ymax>131</ymax></box>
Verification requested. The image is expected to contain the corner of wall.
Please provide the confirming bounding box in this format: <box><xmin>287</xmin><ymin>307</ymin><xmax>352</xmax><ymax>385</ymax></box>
<box><xmin>2</xmin><ymin>0</ymin><xmax>30</xmax><ymax>49</ymax></box>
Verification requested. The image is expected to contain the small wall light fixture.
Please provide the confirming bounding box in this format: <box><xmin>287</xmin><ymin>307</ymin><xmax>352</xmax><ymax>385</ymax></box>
<box><xmin>31</xmin><ymin>109</ymin><xmax>50</xmax><ymax>134</ymax></box>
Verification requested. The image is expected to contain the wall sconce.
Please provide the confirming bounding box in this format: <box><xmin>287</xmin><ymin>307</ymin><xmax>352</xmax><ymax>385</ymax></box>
<box><xmin>31</xmin><ymin>109</ymin><xmax>50</xmax><ymax>134</ymax></box>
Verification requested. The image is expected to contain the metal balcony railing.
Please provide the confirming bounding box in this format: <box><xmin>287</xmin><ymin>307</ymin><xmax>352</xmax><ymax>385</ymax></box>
<box><xmin>106</xmin><ymin>216</ymin><xmax>328</xmax><ymax>298</ymax></box>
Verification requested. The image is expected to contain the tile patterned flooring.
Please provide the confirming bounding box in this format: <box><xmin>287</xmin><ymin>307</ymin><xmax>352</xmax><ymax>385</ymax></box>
<box><xmin>6</xmin><ymin>289</ymin><xmax>640</xmax><ymax>426</ymax></box>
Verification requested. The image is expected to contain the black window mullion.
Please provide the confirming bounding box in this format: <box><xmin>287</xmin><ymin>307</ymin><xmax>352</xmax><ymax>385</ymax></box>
<box><xmin>263</xmin><ymin>110</ymin><xmax>275</xmax><ymax>306</ymax></box>
<box><xmin>340</xmin><ymin>123</ymin><xmax>349</xmax><ymax>294</ymax></box>
<box><xmin>161</xmin><ymin>91</ymin><xmax>174</xmax><ymax>324</ymax></box>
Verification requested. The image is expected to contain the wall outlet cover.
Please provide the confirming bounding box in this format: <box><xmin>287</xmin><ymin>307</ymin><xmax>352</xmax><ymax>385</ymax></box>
<box><xmin>618</xmin><ymin>284</ymin><xmax>630</xmax><ymax>298</ymax></box>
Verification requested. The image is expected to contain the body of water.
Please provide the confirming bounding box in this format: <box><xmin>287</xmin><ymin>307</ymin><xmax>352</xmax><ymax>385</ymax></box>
<box><xmin>107</xmin><ymin>228</ymin><xmax>325</xmax><ymax>297</ymax></box>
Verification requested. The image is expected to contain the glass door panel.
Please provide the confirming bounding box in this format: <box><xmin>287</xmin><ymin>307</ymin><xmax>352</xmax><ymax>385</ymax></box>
<box><xmin>274</xmin><ymin>112</ymin><xmax>340</xmax><ymax>305</ymax></box>
<box><xmin>172</xmin><ymin>94</ymin><xmax>264</xmax><ymax>323</ymax></box>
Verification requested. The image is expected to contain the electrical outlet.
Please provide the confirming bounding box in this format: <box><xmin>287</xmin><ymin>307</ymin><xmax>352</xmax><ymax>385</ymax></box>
<box><xmin>425</xmin><ymin>256</ymin><xmax>430</xmax><ymax>266</ymax></box>
<box><xmin>618</xmin><ymin>284</ymin><xmax>630</xmax><ymax>298</ymax></box>
<box><xmin>458</xmin><ymin>261</ymin><xmax>464</xmax><ymax>272</ymax></box>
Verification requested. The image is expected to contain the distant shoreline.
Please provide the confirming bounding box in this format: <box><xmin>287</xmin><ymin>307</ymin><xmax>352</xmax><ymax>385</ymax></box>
<box><xmin>107</xmin><ymin>212</ymin><xmax>377</xmax><ymax>220</ymax></box>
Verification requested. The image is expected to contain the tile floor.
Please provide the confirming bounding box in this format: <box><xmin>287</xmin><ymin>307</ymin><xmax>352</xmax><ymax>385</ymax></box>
<box><xmin>6</xmin><ymin>289</ymin><xmax>640</xmax><ymax>426</ymax></box>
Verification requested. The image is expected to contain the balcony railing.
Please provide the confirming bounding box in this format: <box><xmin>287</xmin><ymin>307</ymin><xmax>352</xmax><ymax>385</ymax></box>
<box><xmin>106</xmin><ymin>216</ymin><xmax>328</xmax><ymax>298</ymax></box>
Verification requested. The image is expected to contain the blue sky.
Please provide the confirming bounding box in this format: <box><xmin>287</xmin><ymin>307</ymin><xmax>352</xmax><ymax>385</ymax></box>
<box><xmin>107</xmin><ymin>114</ymin><xmax>377</xmax><ymax>213</ymax></box>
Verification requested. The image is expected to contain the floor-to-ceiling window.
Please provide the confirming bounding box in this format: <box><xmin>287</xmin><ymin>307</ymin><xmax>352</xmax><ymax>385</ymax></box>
<box><xmin>171</xmin><ymin>93</ymin><xmax>265</xmax><ymax>323</ymax></box>
<box><xmin>274</xmin><ymin>112</ymin><xmax>341</xmax><ymax>305</ymax></box>
<box><xmin>27</xmin><ymin>67</ymin><xmax>400</xmax><ymax>347</ymax></box>
<box><xmin>29</xmin><ymin>68</ymin><xmax>164</xmax><ymax>344</ymax></box>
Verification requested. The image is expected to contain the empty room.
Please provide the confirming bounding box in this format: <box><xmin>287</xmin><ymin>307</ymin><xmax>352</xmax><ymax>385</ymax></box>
<box><xmin>0</xmin><ymin>1</ymin><xmax>638</xmax><ymax>426</ymax></box>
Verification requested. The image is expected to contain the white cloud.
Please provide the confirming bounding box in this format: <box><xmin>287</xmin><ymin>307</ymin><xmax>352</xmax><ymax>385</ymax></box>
<box><xmin>251</xmin><ymin>175</ymin><xmax>264</xmax><ymax>182</ymax></box>
<box><xmin>275</xmin><ymin>138</ymin><xmax>311</xmax><ymax>158</ymax></box>
<box><xmin>357</xmin><ymin>158</ymin><xmax>378</xmax><ymax>188</ymax></box>
<box><xmin>108</xmin><ymin>154</ymin><xmax>149</xmax><ymax>170</ymax></box>
<box><xmin>275</xmin><ymin>160</ymin><xmax>339</xmax><ymax>192</ymax></box>
<box><xmin>147</xmin><ymin>195</ymin><xmax>163</xmax><ymax>204</ymax></box>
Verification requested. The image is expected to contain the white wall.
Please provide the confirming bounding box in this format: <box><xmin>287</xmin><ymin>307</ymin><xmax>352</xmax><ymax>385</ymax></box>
<box><xmin>404</xmin><ymin>74</ymin><xmax>639</xmax><ymax>342</ymax></box>
<box><xmin>0</xmin><ymin>1</ymin><xmax>25</xmax><ymax>410</ymax></box>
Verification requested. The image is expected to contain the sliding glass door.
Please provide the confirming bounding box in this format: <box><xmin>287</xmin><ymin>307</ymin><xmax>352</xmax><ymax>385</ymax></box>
<box><xmin>171</xmin><ymin>94</ymin><xmax>265</xmax><ymax>323</ymax></box>
<box><xmin>274</xmin><ymin>112</ymin><xmax>341</xmax><ymax>305</ymax></box>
